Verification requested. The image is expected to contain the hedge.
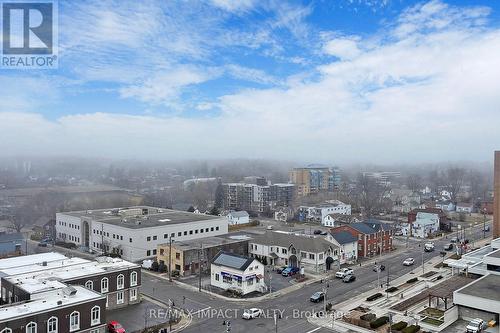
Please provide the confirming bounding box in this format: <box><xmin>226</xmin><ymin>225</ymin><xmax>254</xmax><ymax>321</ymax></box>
<box><xmin>370</xmin><ymin>316</ymin><xmax>389</xmax><ymax>329</ymax></box>
<box><xmin>385</xmin><ymin>286</ymin><xmax>398</xmax><ymax>293</ymax></box>
<box><xmin>391</xmin><ymin>321</ymin><xmax>408</xmax><ymax>331</ymax></box>
<box><xmin>360</xmin><ymin>313</ymin><xmax>376</xmax><ymax>321</ymax></box>
<box><xmin>366</xmin><ymin>293</ymin><xmax>383</xmax><ymax>301</ymax></box>
<box><xmin>401</xmin><ymin>325</ymin><xmax>420</xmax><ymax>333</ymax></box>
<box><xmin>406</xmin><ymin>277</ymin><xmax>418</xmax><ymax>283</ymax></box>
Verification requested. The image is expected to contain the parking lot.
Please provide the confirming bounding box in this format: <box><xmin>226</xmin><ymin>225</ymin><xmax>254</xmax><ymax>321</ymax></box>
<box><xmin>107</xmin><ymin>299</ymin><xmax>171</xmax><ymax>333</ymax></box>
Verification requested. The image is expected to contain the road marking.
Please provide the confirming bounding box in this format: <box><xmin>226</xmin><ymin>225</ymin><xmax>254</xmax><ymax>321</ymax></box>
<box><xmin>305</xmin><ymin>328</ymin><xmax>322</xmax><ymax>333</ymax></box>
<box><xmin>190</xmin><ymin>307</ymin><xmax>211</xmax><ymax>315</ymax></box>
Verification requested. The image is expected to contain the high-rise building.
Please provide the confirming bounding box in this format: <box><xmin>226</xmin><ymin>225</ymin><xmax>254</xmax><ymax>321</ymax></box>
<box><xmin>494</xmin><ymin>151</ymin><xmax>500</xmax><ymax>238</ymax></box>
<box><xmin>289</xmin><ymin>165</ymin><xmax>331</xmax><ymax>197</ymax></box>
<box><xmin>222</xmin><ymin>182</ymin><xmax>295</xmax><ymax>213</ymax></box>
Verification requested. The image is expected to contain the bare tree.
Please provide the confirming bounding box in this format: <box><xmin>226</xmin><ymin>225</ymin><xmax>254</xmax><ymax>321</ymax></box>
<box><xmin>355</xmin><ymin>174</ymin><xmax>389</xmax><ymax>218</ymax></box>
<box><xmin>427</xmin><ymin>169</ymin><xmax>442</xmax><ymax>195</ymax></box>
<box><xmin>445</xmin><ymin>167</ymin><xmax>466</xmax><ymax>203</ymax></box>
<box><xmin>406</xmin><ymin>174</ymin><xmax>422</xmax><ymax>193</ymax></box>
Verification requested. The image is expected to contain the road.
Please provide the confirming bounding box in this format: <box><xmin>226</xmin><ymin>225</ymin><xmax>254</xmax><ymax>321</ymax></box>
<box><xmin>139</xmin><ymin>220</ymin><xmax>492</xmax><ymax>333</ymax></box>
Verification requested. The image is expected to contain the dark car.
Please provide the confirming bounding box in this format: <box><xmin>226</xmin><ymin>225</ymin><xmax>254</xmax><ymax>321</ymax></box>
<box><xmin>444</xmin><ymin>243</ymin><xmax>454</xmax><ymax>251</ymax></box>
<box><xmin>373</xmin><ymin>264</ymin><xmax>385</xmax><ymax>272</ymax></box>
<box><xmin>282</xmin><ymin>267</ymin><xmax>300</xmax><ymax>277</ymax></box>
<box><xmin>313</xmin><ymin>230</ymin><xmax>322</xmax><ymax>235</ymax></box>
<box><xmin>310</xmin><ymin>291</ymin><xmax>325</xmax><ymax>303</ymax></box>
<box><xmin>343</xmin><ymin>275</ymin><xmax>356</xmax><ymax>283</ymax></box>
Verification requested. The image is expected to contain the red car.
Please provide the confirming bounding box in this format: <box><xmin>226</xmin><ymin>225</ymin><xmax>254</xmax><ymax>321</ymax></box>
<box><xmin>108</xmin><ymin>321</ymin><xmax>126</xmax><ymax>333</ymax></box>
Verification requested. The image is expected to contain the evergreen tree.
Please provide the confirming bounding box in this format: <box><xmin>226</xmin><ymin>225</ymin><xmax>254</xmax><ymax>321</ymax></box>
<box><xmin>187</xmin><ymin>206</ymin><xmax>195</xmax><ymax>212</ymax></box>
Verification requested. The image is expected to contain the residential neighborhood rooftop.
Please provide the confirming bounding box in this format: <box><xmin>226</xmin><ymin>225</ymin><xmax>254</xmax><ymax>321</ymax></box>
<box><xmin>252</xmin><ymin>231</ymin><xmax>337</xmax><ymax>253</ymax></box>
<box><xmin>211</xmin><ymin>251</ymin><xmax>255</xmax><ymax>271</ymax></box>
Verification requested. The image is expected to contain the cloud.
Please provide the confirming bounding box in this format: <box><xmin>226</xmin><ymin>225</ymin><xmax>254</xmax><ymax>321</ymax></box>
<box><xmin>2</xmin><ymin>1</ymin><xmax>500</xmax><ymax>163</ymax></box>
<box><xmin>323</xmin><ymin>37</ymin><xmax>361</xmax><ymax>60</ymax></box>
<box><xmin>210</xmin><ymin>0</ymin><xmax>256</xmax><ymax>13</ymax></box>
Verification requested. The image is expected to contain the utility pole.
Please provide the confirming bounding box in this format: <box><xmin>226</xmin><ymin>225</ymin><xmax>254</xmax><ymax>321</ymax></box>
<box><xmin>323</xmin><ymin>286</ymin><xmax>327</xmax><ymax>313</ymax></box>
<box><xmin>421</xmin><ymin>243</ymin><xmax>425</xmax><ymax>274</ymax></box>
<box><xmin>168</xmin><ymin>237</ymin><xmax>173</xmax><ymax>282</ymax></box>
<box><xmin>483</xmin><ymin>210</ymin><xmax>486</xmax><ymax>239</ymax></box>
<box><xmin>198</xmin><ymin>243</ymin><xmax>203</xmax><ymax>292</ymax></box>
<box><xmin>101</xmin><ymin>224</ymin><xmax>104</xmax><ymax>255</ymax></box>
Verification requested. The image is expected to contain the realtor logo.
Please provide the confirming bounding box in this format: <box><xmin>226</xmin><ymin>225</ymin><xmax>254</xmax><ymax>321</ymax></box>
<box><xmin>1</xmin><ymin>0</ymin><xmax>58</xmax><ymax>68</ymax></box>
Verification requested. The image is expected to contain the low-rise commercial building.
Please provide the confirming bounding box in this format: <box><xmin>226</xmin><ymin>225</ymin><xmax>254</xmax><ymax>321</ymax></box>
<box><xmin>298</xmin><ymin>201</ymin><xmax>351</xmax><ymax>225</ymax></box>
<box><xmin>56</xmin><ymin>206</ymin><xmax>228</xmax><ymax>262</ymax></box>
<box><xmin>210</xmin><ymin>251</ymin><xmax>265</xmax><ymax>295</ymax></box>
<box><xmin>249</xmin><ymin>231</ymin><xmax>340</xmax><ymax>273</ymax></box>
<box><xmin>156</xmin><ymin>234</ymin><xmax>251</xmax><ymax>277</ymax></box>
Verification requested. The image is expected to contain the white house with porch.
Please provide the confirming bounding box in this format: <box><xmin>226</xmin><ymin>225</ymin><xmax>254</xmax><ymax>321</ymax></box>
<box><xmin>210</xmin><ymin>251</ymin><xmax>266</xmax><ymax>295</ymax></box>
<box><xmin>248</xmin><ymin>231</ymin><xmax>340</xmax><ymax>273</ymax></box>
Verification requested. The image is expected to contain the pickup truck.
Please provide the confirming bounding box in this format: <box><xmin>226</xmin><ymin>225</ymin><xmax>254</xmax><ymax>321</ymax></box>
<box><xmin>466</xmin><ymin>318</ymin><xmax>485</xmax><ymax>333</ymax></box>
<box><xmin>424</xmin><ymin>242</ymin><xmax>435</xmax><ymax>252</ymax></box>
<box><xmin>335</xmin><ymin>268</ymin><xmax>353</xmax><ymax>278</ymax></box>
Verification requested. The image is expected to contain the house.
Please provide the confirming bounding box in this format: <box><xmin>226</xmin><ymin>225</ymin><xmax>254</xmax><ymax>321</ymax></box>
<box><xmin>32</xmin><ymin>217</ymin><xmax>55</xmax><ymax>240</ymax></box>
<box><xmin>456</xmin><ymin>203</ymin><xmax>473</xmax><ymax>214</ymax></box>
<box><xmin>401</xmin><ymin>212</ymin><xmax>440</xmax><ymax>238</ymax></box>
<box><xmin>0</xmin><ymin>233</ymin><xmax>23</xmax><ymax>257</ymax></box>
<box><xmin>274</xmin><ymin>207</ymin><xmax>293</xmax><ymax>222</ymax></box>
<box><xmin>434</xmin><ymin>200</ymin><xmax>455</xmax><ymax>212</ymax></box>
<box><xmin>388</xmin><ymin>189</ymin><xmax>422</xmax><ymax>213</ymax></box>
<box><xmin>156</xmin><ymin>234</ymin><xmax>251</xmax><ymax>277</ymax></box>
<box><xmin>322</xmin><ymin>214</ymin><xmax>360</xmax><ymax>227</ymax></box>
<box><xmin>210</xmin><ymin>251</ymin><xmax>266</xmax><ymax>295</ymax></box>
<box><xmin>330</xmin><ymin>220</ymin><xmax>393</xmax><ymax>258</ymax></box>
<box><xmin>249</xmin><ymin>231</ymin><xmax>340</xmax><ymax>273</ymax></box>
<box><xmin>407</xmin><ymin>208</ymin><xmax>450</xmax><ymax>233</ymax></box>
<box><xmin>227</xmin><ymin>211</ymin><xmax>250</xmax><ymax>225</ymax></box>
<box><xmin>326</xmin><ymin>231</ymin><xmax>358</xmax><ymax>264</ymax></box>
<box><xmin>298</xmin><ymin>201</ymin><xmax>351</xmax><ymax>224</ymax></box>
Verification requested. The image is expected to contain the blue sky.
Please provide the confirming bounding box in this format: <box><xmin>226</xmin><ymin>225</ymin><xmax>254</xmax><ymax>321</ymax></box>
<box><xmin>1</xmin><ymin>0</ymin><xmax>500</xmax><ymax>163</ymax></box>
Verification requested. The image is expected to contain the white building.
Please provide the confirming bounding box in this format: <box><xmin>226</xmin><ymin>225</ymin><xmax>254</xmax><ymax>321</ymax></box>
<box><xmin>56</xmin><ymin>206</ymin><xmax>228</xmax><ymax>262</ymax></box>
<box><xmin>249</xmin><ymin>231</ymin><xmax>340</xmax><ymax>273</ymax></box>
<box><xmin>298</xmin><ymin>201</ymin><xmax>351</xmax><ymax>224</ymax></box>
<box><xmin>401</xmin><ymin>212</ymin><xmax>440</xmax><ymax>238</ymax></box>
<box><xmin>227</xmin><ymin>211</ymin><xmax>250</xmax><ymax>225</ymax></box>
<box><xmin>210</xmin><ymin>251</ymin><xmax>266</xmax><ymax>295</ymax></box>
<box><xmin>326</xmin><ymin>231</ymin><xmax>358</xmax><ymax>264</ymax></box>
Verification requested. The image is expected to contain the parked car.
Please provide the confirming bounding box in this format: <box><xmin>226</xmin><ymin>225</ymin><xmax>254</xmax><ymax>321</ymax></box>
<box><xmin>466</xmin><ymin>318</ymin><xmax>485</xmax><ymax>333</ymax></box>
<box><xmin>444</xmin><ymin>243</ymin><xmax>454</xmax><ymax>251</ymax></box>
<box><xmin>313</xmin><ymin>230</ymin><xmax>322</xmax><ymax>235</ymax></box>
<box><xmin>373</xmin><ymin>264</ymin><xmax>385</xmax><ymax>272</ymax></box>
<box><xmin>320</xmin><ymin>231</ymin><xmax>328</xmax><ymax>236</ymax></box>
<box><xmin>335</xmin><ymin>268</ymin><xmax>353</xmax><ymax>278</ymax></box>
<box><xmin>242</xmin><ymin>308</ymin><xmax>263</xmax><ymax>319</ymax></box>
<box><xmin>38</xmin><ymin>241</ymin><xmax>48</xmax><ymax>247</ymax></box>
<box><xmin>108</xmin><ymin>321</ymin><xmax>126</xmax><ymax>333</ymax></box>
<box><xmin>141</xmin><ymin>259</ymin><xmax>154</xmax><ymax>270</ymax></box>
<box><xmin>281</xmin><ymin>267</ymin><xmax>300</xmax><ymax>277</ymax></box>
<box><xmin>450</xmin><ymin>237</ymin><xmax>459</xmax><ymax>243</ymax></box>
<box><xmin>276</xmin><ymin>266</ymin><xmax>287</xmax><ymax>274</ymax></box>
<box><xmin>310</xmin><ymin>291</ymin><xmax>325</xmax><ymax>303</ymax></box>
<box><xmin>394</xmin><ymin>230</ymin><xmax>403</xmax><ymax>236</ymax></box>
<box><xmin>403</xmin><ymin>258</ymin><xmax>415</xmax><ymax>266</ymax></box>
<box><xmin>343</xmin><ymin>274</ymin><xmax>356</xmax><ymax>283</ymax></box>
<box><xmin>266</xmin><ymin>225</ymin><xmax>273</xmax><ymax>230</ymax></box>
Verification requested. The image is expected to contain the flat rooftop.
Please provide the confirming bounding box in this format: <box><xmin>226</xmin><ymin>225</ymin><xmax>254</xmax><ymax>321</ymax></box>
<box><xmin>59</xmin><ymin>206</ymin><xmax>221</xmax><ymax>229</ymax></box>
<box><xmin>0</xmin><ymin>286</ymin><xmax>103</xmax><ymax>321</ymax></box>
<box><xmin>0</xmin><ymin>257</ymin><xmax>90</xmax><ymax>278</ymax></box>
<box><xmin>0</xmin><ymin>252</ymin><xmax>68</xmax><ymax>270</ymax></box>
<box><xmin>5</xmin><ymin>257</ymin><xmax>139</xmax><ymax>285</ymax></box>
<box><xmin>457</xmin><ymin>274</ymin><xmax>500</xmax><ymax>301</ymax></box>
<box><xmin>161</xmin><ymin>233</ymin><xmax>253</xmax><ymax>251</ymax></box>
<box><xmin>486</xmin><ymin>248</ymin><xmax>500</xmax><ymax>259</ymax></box>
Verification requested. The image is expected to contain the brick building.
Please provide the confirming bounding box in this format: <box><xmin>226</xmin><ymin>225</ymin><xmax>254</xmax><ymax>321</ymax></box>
<box><xmin>330</xmin><ymin>219</ymin><xmax>393</xmax><ymax>258</ymax></box>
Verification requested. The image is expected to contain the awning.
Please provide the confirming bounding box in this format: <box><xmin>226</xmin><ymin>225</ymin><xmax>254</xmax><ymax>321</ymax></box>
<box><xmin>269</xmin><ymin>252</ymin><xmax>279</xmax><ymax>259</ymax></box>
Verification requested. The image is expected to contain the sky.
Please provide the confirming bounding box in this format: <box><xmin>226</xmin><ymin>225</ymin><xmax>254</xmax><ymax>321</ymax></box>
<box><xmin>1</xmin><ymin>0</ymin><xmax>500</xmax><ymax>164</ymax></box>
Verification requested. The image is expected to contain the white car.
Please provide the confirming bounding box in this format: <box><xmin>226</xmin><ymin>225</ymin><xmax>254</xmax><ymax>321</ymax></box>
<box><xmin>466</xmin><ymin>318</ymin><xmax>485</xmax><ymax>333</ymax></box>
<box><xmin>403</xmin><ymin>258</ymin><xmax>415</xmax><ymax>266</ymax></box>
<box><xmin>242</xmin><ymin>308</ymin><xmax>263</xmax><ymax>320</ymax></box>
<box><xmin>335</xmin><ymin>268</ymin><xmax>354</xmax><ymax>278</ymax></box>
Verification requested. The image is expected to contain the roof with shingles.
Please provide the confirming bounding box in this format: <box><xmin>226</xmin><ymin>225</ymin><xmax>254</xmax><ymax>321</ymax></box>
<box><xmin>251</xmin><ymin>231</ymin><xmax>337</xmax><ymax>253</ymax></box>
<box><xmin>211</xmin><ymin>251</ymin><xmax>255</xmax><ymax>271</ymax></box>
<box><xmin>329</xmin><ymin>231</ymin><xmax>357</xmax><ymax>245</ymax></box>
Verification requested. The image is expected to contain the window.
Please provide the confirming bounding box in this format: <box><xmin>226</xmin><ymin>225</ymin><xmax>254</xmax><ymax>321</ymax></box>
<box><xmin>216</xmin><ymin>226</ymin><xmax>219</xmax><ymax>231</ymax></box>
<box><xmin>215</xmin><ymin>273</ymin><xmax>220</xmax><ymax>281</ymax></box>
<box><xmin>117</xmin><ymin>274</ymin><xmax>124</xmax><ymax>289</ymax></box>
<box><xmin>1</xmin><ymin>329</ymin><xmax>12</xmax><ymax>333</ymax></box>
<box><xmin>184</xmin><ymin>231</ymin><xmax>187</xmax><ymax>236</ymax></box>
<box><xmin>85</xmin><ymin>280</ymin><xmax>93</xmax><ymax>290</ymax></box>
<box><xmin>223</xmin><ymin>275</ymin><xmax>232</xmax><ymax>284</ymax></box>
<box><xmin>69</xmin><ymin>311</ymin><xmax>80</xmax><ymax>331</ymax></box>
<box><xmin>189</xmin><ymin>230</ymin><xmax>193</xmax><ymax>235</ymax></box>
<box><xmin>153</xmin><ymin>249</ymin><xmax>157</xmax><ymax>255</ymax></box>
<box><xmin>210</xmin><ymin>227</ymin><xmax>214</xmax><ymax>231</ymax></box>
<box><xmin>147</xmin><ymin>236</ymin><xmax>151</xmax><ymax>241</ymax></box>
<box><xmin>195</xmin><ymin>229</ymin><xmax>198</xmax><ymax>234</ymax></box>
<box><xmin>26</xmin><ymin>322</ymin><xmax>36</xmax><ymax>333</ymax></box>
<box><xmin>117</xmin><ymin>291</ymin><xmax>124</xmax><ymax>304</ymax></box>
<box><xmin>164</xmin><ymin>233</ymin><xmax>168</xmax><ymax>239</ymax></box>
<box><xmin>178</xmin><ymin>232</ymin><xmax>182</xmax><ymax>237</ymax></box>
<box><xmin>147</xmin><ymin>250</ymin><xmax>151</xmax><ymax>256</ymax></box>
<box><xmin>247</xmin><ymin>279</ymin><xmax>254</xmax><ymax>286</ymax></box>
<box><xmin>120</xmin><ymin>236</ymin><xmax>123</xmax><ymax>240</ymax></box>
<box><xmin>129</xmin><ymin>238</ymin><xmax>132</xmax><ymax>243</ymax></box>
<box><xmin>130</xmin><ymin>288</ymin><xmax>137</xmax><ymax>301</ymax></box>
<box><xmin>101</xmin><ymin>277</ymin><xmax>109</xmax><ymax>293</ymax></box>
<box><xmin>176</xmin><ymin>253</ymin><xmax>180</xmax><ymax>259</ymax></box>
<box><xmin>91</xmin><ymin>306</ymin><xmax>100</xmax><ymax>326</ymax></box>
<box><xmin>170</xmin><ymin>233</ymin><xmax>174</xmax><ymax>238</ymax></box>
<box><xmin>153</xmin><ymin>235</ymin><xmax>157</xmax><ymax>240</ymax></box>
<box><xmin>205</xmin><ymin>228</ymin><xmax>209</xmax><ymax>232</ymax></box>
<box><xmin>130</xmin><ymin>271</ymin><xmax>138</xmax><ymax>286</ymax></box>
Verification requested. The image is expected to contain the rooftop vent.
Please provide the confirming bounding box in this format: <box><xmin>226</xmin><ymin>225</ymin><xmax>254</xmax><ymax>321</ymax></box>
<box><xmin>62</xmin><ymin>286</ymin><xmax>77</xmax><ymax>297</ymax></box>
<box><xmin>42</xmin><ymin>261</ymin><xmax>47</xmax><ymax>266</ymax></box>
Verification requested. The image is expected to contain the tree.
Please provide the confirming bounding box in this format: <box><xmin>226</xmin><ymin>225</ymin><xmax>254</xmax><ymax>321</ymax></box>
<box><xmin>214</xmin><ymin>180</ymin><xmax>224</xmax><ymax>209</ymax></box>
<box><xmin>406</xmin><ymin>174</ymin><xmax>422</xmax><ymax>193</ymax></box>
<box><xmin>209</xmin><ymin>206</ymin><xmax>220</xmax><ymax>216</ymax></box>
<box><xmin>187</xmin><ymin>206</ymin><xmax>195</xmax><ymax>212</ymax></box>
<box><xmin>445</xmin><ymin>167</ymin><xmax>466</xmax><ymax>203</ymax></box>
<box><xmin>151</xmin><ymin>261</ymin><xmax>159</xmax><ymax>272</ymax></box>
<box><xmin>355</xmin><ymin>174</ymin><xmax>389</xmax><ymax>218</ymax></box>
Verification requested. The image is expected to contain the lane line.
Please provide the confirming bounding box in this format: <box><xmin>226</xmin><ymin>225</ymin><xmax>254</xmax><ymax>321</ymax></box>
<box><xmin>305</xmin><ymin>328</ymin><xmax>322</xmax><ymax>333</ymax></box>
